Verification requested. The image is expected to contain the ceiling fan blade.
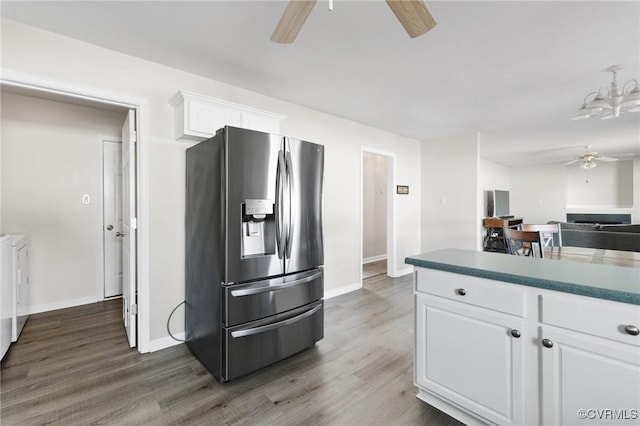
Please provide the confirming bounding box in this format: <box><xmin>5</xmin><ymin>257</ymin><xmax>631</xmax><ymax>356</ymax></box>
<box><xmin>564</xmin><ymin>159</ymin><xmax>581</xmax><ymax>166</ymax></box>
<box><xmin>386</xmin><ymin>0</ymin><xmax>437</xmax><ymax>38</ymax></box>
<box><xmin>596</xmin><ymin>156</ymin><xmax>619</xmax><ymax>162</ymax></box>
<box><xmin>271</xmin><ymin>0</ymin><xmax>318</xmax><ymax>44</ymax></box>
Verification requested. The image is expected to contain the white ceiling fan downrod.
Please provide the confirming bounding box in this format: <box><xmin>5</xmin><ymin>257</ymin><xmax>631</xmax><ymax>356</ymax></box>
<box><xmin>328</xmin><ymin>0</ymin><xmax>333</xmax><ymax>12</ymax></box>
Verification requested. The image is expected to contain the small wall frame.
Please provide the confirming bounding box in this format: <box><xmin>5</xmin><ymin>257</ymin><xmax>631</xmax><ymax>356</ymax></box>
<box><xmin>396</xmin><ymin>185</ymin><xmax>409</xmax><ymax>195</ymax></box>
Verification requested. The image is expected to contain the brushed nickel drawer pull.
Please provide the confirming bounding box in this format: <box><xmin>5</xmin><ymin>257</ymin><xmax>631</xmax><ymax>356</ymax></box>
<box><xmin>624</xmin><ymin>325</ymin><xmax>639</xmax><ymax>336</ymax></box>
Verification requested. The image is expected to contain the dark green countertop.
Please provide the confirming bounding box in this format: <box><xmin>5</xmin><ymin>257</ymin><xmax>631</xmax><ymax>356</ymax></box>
<box><xmin>405</xmin><ymin>248</ymin><xmax>640</xmax><ymax>305</ymax></box>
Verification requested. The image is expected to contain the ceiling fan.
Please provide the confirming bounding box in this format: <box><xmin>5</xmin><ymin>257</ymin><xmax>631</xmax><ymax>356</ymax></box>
<box><xmin>563</xmin><ymin>146</ymin><xmax>622</xmax><ymax>170</ymax></box>
<box><xmin>271</xmin><ymin>0</ymin><xmax>437</xmax><ymax>44</ymax></box>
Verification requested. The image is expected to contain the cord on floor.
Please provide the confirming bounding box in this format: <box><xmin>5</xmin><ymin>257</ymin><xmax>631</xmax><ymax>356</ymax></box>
<box><xmin>167</xmin><ymin>300</ymin><xmax>186</xmax><ymax>342</ymax></box>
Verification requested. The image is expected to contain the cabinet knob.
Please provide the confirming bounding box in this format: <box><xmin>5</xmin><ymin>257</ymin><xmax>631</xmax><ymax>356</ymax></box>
<box><xmin>541</xmin><ymin>338</ymin><xmax>553</xmax><ymax>348</ymax></box>
<box><xmin>456</xmin><ymin>288</ymin><xmax>466</xmax><ymax>296</ymax></box>
<box><xmin>624</xmin><ymin>325</ymin><xmax>640</xmax><ymax>336</ymax></box>
<box><xmin>115</xmin><ymin>232</ymin><xmax>125</xmax><ymax>237</ymax></box>
<box><xmin>510</xmin><ymin>329</ymin><xmax>521</xmax><ymax>338</ymax></box>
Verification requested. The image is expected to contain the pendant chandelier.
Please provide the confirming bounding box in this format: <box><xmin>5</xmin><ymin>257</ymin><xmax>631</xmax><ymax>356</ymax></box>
<box><xmin>571</xmin><ymin>65</ymin><xmax>640</xmax><ymax>120</ymax></box>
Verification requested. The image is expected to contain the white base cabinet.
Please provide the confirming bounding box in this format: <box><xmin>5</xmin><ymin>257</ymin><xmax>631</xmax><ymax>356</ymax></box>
<box><xmin>539</xmin><ymin>294</ymin><xmax>640</xmax><ymax>425</ymax></box>
<box><xmin>416</xmin><ymin>293</ymin><xmax>525</xmax><ymax>425</ymax></box>
<box><xmin>414</xmin><ymin>267</ymin><xmax>640</xmax><ymax>426</ymax></box>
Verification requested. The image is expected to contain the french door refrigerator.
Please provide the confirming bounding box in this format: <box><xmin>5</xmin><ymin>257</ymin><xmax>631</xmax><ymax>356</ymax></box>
<box><xmin>185</xmin><ymin>126</ymin><xmax>324</xmax><ymax>382</ymax></box>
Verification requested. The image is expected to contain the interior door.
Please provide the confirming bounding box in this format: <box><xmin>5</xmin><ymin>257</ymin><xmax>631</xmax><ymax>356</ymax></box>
<box><xmin>103</xmin><ymin>141</ymin><xmax>123</xmax><ymax>298</ymax></box>
<box><xmin>121</xmin><ymin>110</ymin><xmax>137</xmax><ymax>347</ymax></box>
<box><xmin>285</xmin><ymin>138</ymin><xmax>324</xmax><ymax>274</ymax></box>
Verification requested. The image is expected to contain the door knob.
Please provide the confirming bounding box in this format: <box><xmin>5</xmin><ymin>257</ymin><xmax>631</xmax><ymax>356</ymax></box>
<box><xmin>106</xmin><ymin>225</ymin><xmax>113</xmax><ymax>231</ymax></box>
<box><xmin>116</xmin><ymin>232</ymin><xmax>125</xmax><ymax>237</ymax></box>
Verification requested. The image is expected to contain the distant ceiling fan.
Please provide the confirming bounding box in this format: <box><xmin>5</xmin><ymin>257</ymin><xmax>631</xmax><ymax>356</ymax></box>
<box><xmin>564</xmin><ymin>146</ymin><xmax>623</xmax><ymax>170</ymax></box>
<box><xmin>271</xmin><ymin>0</ymin><xmax>437</xmax><ymax>44</ymax></box>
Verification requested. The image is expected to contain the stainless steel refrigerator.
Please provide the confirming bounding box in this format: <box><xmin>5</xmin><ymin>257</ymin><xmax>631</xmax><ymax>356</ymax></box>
<box><xmin>185</xmin><ymin>126</ymin><xmax>324</xmax><ymax>382</ymax></box>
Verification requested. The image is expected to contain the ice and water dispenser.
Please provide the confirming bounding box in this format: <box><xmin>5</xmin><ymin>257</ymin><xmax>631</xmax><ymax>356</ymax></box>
<box><xmin>241</xmin><ymin>199</ymin><xmax>276</xmax><ymax>258</ymax></box>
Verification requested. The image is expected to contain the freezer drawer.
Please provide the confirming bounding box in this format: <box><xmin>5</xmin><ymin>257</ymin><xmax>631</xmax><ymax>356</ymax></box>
<box><xmin>223</xmin><ymin>268</ymin><xmax>323</xmax><ymax>327</ymax></box>
<box><xmin>222</xmin><ymin>300</ymin><xmax>323</xmax><ymax>382</ymax></box>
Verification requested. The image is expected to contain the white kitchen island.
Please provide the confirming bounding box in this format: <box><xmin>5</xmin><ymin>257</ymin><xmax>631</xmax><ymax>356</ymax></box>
<box><xmin>406</xmin><ymin>249</ymin><xmax>640</xmax><ymax>426</ymax></box>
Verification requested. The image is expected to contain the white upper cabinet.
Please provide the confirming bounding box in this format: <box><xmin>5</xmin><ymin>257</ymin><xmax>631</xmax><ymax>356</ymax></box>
<box><xmin>169</xmin><ymin>90</ymin><xmax>286</xmax><ymax>142</ymax></box>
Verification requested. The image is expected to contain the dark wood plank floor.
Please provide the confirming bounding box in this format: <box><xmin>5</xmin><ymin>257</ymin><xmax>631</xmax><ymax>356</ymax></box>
<box><xmin>1</xmin><ymin>275</ymin><xmax>461</xmax><ymax>426</ymax></box>
<box><xmin>362</xmin><ymin>260</ymin><xmax>387</xmax><ymax>282</ymax></box>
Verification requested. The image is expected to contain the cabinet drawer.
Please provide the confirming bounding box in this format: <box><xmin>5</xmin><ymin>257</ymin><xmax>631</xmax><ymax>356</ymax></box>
<box><xmin>541</xmin><ymin>294</ymin><xmax>640</xmax><ymax>347</ymax></box>
<box><xmin>416</xmin><ymin>268</ymin><xmax>525</xmax><ymax>317</ymax></box>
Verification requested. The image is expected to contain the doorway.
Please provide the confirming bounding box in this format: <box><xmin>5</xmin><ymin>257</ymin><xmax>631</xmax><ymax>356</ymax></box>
<box><xmin>361</xmin><ymin>150</ymin><xmax>394</xmax><ymax>284</ymax></box>
<box><xmin>0</xmin><ymin>74</ymin><xmax>146</xmax><ymax>351</ymax></box>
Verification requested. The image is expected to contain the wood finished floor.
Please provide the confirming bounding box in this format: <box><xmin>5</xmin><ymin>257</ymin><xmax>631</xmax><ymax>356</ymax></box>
<box><xmin>0</xmin><ymin>275</ymin><xmax>461</xmax><ymax>426</ymax></box>
<box><xmin>362</xmin><ymin>259</ymin><xmax>387</xmax><ymax>281</ymax></box>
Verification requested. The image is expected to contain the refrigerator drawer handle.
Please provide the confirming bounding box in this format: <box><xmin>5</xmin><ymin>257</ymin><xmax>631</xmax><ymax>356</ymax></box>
<box><xmin>230</xmin><ymin>270</ymin><xmax>322</xmax><ymax>297</ymax></box>
<box><xmin>231</xmin><ymin>304</ymin><xmax>322</xmax><ymax>338</ymax></box>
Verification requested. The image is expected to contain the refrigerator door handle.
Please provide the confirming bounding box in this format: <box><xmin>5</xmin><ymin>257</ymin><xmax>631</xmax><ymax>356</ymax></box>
<box><xmin>230</xmin><ymin>303</ymin><xmax>322</xmax><ymax>338</ymax></box>
<box><xmin>285</xmin><ymin>149</ymin><xmax>295</xmax><ymax>259</ymax></box>
<box><xmin>230</xmin><ymin>270</ymin><xmax>322</xmax><ymax>297</ymax></box>
<box><xmin>276</xmin><ymin>149</ymin><xmax>286</xmax><ymax>259</ymax></box>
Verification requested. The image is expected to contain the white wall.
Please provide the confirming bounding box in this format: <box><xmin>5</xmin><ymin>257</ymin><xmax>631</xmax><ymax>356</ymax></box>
<box><xmin>510</xmin><ymin>160</ymin><xmax>638</xmax><ymax>224</ymax></box>
<box><xmin>362</xmin><ymin>152</ymin><xmax>387</xmax><ymax>261</ymax></box>
<box><xmin>479</xmin><ymin>159</ymin><xmax>510</xmax><ymax>194</ymax></box>
<box><xmin>1</xmin><ymin>19</ymin><xmax>422</xmax><ymax>348</ymax></box>
<box><xmin>1</xmin><ymin>92</ymin><xmax>125</xmax><ymax>312</ymax></box>
<box><xmin>421</xmin><ymin>132</ymin><xmax>480</xmax><ymax>252</ymax></box>
<box><xmin>509</xmin><ymin>164</ymin><xmax>568</xmax><ymax>224</ymax></box>
<box><xmin>566</xmin><ymin>159</ymin><xmax>634</xmax><ymax>209</ymax></box>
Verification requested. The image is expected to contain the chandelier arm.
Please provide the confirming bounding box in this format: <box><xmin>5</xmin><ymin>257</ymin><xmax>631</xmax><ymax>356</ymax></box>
<box><xmin>582</xmin><ymin>91</ymin><xmax>601</xmax><ymax>104</ymax></box>
<box><xmin>622</xmin><ymin>79</ymin><xmax>639</xmax><ymax>95</ymax></box>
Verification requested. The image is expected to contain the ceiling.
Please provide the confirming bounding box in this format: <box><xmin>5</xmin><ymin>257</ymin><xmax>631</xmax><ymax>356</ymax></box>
<box><xmin>2</xmin><ymin>1</ymin><xmax>639</xmax><ymax>166</ymax></box>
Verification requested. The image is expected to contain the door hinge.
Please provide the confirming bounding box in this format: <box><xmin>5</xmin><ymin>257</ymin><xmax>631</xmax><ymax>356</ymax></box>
<box><xmin>131</xmin><ymin>304</ymin><xmax>138</xmax><ymax>315</ymax></box>
<box><xmin>130</xmin><ymin>217</ymin><xmax>137</xmax><ymax>229</ymax></box>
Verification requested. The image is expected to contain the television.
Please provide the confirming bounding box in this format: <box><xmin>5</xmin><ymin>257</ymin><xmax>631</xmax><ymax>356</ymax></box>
<box><xmin>484</xmin><ymin>190</ymin><xmax>510</xmax><ymax>218</ymax></box>
<box><xmin>494</xmin><ymin>190</ymin><xmax>510</xmax><ymax>217</ymax></box>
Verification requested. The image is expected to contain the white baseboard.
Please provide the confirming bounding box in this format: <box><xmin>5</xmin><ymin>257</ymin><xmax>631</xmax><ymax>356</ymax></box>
<box><xmin>363</xmin><ymin>255</ymin><xmax>387</xmax><ymax>264</ymax></box>
<box><xmin>323</xmin><ymin>282</ymin><xmax>362</xmax><ymax>299</ymax></box>
<box><xmin>28</xmin><ymin>296</ymin><xmax>100</xmax><ymax>315</ymax></box>
<box><xmin>390</xmin><ymin>267</ymin><xmax>413</xmax><ymax>278</ymax></box>
<box><xmin>149</xmin><ymin>331</ymin><xmax>185</xmax><ymax>352</ymax></box>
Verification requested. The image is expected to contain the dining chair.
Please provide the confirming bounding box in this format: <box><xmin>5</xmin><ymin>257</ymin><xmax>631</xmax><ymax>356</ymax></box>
<box><xmin>521</xmin><ymin>223</ymin><xmax>562</xmax><ymax>256</ymax></box>
<box><xmin>503</xmin><ymin>228</ymin><xmax>544</xmax><ymax>258</ymax></box>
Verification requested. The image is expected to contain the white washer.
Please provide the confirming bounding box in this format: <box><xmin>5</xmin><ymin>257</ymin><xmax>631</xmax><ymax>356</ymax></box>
<box><xmin>1</xmin><ymin>235</ymin><xmax>13</xmax><ymax>359</ymax></box>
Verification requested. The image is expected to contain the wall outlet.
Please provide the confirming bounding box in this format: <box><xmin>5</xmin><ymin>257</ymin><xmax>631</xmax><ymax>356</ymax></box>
<box><xmin>81</xmin><ymin>194</ymin><xmax>91</xmax><ymax>204</ymax></box>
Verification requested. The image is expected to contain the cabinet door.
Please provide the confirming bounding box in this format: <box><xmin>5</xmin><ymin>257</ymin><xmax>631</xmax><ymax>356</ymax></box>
<box><xmin>416</xmin><ymin>294</ymin><xmax>525</xmax><ymax>425</ymax></box>
<box><xmin>540</xmin><ymin>327</ymin><xmax>640</xmax><ymax>425</ymax></box>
